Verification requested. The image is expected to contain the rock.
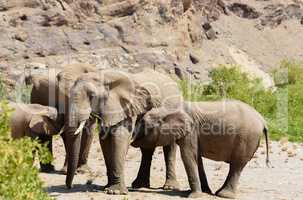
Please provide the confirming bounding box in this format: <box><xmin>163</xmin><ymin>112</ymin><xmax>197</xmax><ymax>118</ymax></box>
<box><xmin>281</xmin><ymin>146</ymin><xmax>288</xmax><ymax>151</ymax></box>
<box><xmin>287</xmin><ymin>150</ymin><xmax>296</xmax><ymax>157</ymax></box>
<box><xmin>228</xmin><ymin>3</ymin><xmax>260</xmax><ymax>19</ymax></box>
<box><xmin>174</xmin><ymin>65</ymin><xmax>185</xmax><ymax>80</ymax></box>
<box><xmin>14</xmin><ymin>32</ymin><xmax>28</xmax><ymax>42</ymax></box>
<box><xmin>202</xmin><ymin>22</ymin><xmax>217</xmax><ymax>40</ymax></box>
<box><xmin>98</xmin><ymin>0</ymin><xmax>141</xmax><ymax>17</ymax></box>
<box><xmin>259</xmin><ymin>3</ymin><xmax>303</xmax><ymax>27</ymax></box>
<box><xmin>189</xmin><ymin>53</ymin><xmax>199</xmax><ymax>64</ymax></box>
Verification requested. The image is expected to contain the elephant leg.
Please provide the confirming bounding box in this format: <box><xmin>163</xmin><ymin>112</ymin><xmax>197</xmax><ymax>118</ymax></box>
<box><xmin>215</xmin><ymin>162</ymin><xmax>246</xmax><ymax>199</ymax></box>
<box><xmin>77</xmin><ymin>122</ymin><xmax>95</xmax><ymax>174</ymax></box>
<box><xmin>99</xmin><ymin>134</ymin><xmax>113</xmax><ymax>188</ymax></box>
<box><xmin>163</xmin><ymin>144</ymin><xmax>180</xmax><ymax>190</ymax></box>
<box><xmin>180</xmin><ymin>145</ymin><xmax>203</xmax><ymax>198</ymax></box>
<box><xmin>38</xmin><ymin>134</ymin><xmax>55</xmax><ymax>173</ymax></box>
<box><xmin>197</xmin><ymin>155</ymin><xmax>212</xmax><ymax>194</ymax></box>
<box><xmin>104</xmin><ymin>124</ymin><xmax>131</xmax><ymax>195</ymax></box>
<box><xmin>131</xmin><ymin>147</ymin><xmax>155</xmax><ymax>188</ymax></box>
<box><xmin>65</xmin><ymin>128</ymin><xmax>82</xmax><ymax>189</ymax></box>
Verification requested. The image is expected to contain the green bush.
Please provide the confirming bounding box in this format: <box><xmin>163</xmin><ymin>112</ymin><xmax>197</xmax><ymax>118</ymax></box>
<box><xmin>0</xmin><ymin>102</ymin><xmax>52</xmax><ymax>200</ymax></box>
<box><xmin>180</xmin><ymin>62</ymin><xmax>303</xmax><ymax>142</ymax></box>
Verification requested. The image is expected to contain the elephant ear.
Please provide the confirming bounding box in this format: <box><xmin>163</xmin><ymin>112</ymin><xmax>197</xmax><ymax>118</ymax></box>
<box><xmin>137</xmin><ymin>109</ymin><xmax>192</xmax><ymax>147</ymax></box>
<box><xmin>161</xmin><ymin>110</ymin><xmax>192</xmax><ymax>140</ymax></box>
<box><xmin>100</xmin><ymin>71</ymin><xmax>138</xmax><ymax>127</ymax></box>
<box><xmin>29</xmin><ymin>115</ymin><xmax>46</xmax><ymax>134</ymax></box>
<box><xmin>29</xmin><ymin>115</ymin><xmax>58</xmax><ymax>136</ymax></box>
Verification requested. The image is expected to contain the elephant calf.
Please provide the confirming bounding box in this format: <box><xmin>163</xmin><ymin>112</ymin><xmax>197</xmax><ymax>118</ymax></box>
<box><xmin>2</xmin><ymin>102</ymin><xmax>59</xmax><ymax>172</ymax></box>
<box><xmin>140</xmin><ymin>100</ymin><xmax>270</xmax><ymax>199</ymax></box>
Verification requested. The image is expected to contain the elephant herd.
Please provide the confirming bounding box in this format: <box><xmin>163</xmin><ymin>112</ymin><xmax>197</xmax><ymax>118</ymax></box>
<box><xmin>4</xmin><ymin>64</ymin><xmax>270</xmax><ymax>199</ymax></box>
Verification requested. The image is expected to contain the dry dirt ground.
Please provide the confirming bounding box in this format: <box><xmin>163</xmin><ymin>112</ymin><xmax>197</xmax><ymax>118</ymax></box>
<box><xmin>40</xmin><ymin>136</ymin><xmax>303</xmax><ymax>200</ymax></box>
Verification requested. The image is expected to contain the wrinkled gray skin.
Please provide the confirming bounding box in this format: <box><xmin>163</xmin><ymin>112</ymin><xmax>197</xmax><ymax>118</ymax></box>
<box><xmin>142</xmin><ymin>100</ymin><xmax>270</xmax><ymax>199</ymax></box>
<box><xmin>3</xmin><ymin>102</ymin><xmax>59</xmax><ymax>172</ymax></box>
<box><xmin>69</xmin><ymin>68</ymin><xmax>182</xmax><ymax>194</ymax></box>
<box><xmin>25</xmin><ymin>63</ymin><xmax>97</xmax><ymax>175</ymax></box>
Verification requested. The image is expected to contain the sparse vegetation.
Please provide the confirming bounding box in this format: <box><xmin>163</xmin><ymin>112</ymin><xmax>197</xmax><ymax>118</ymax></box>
<box><xmin>180</xmin><ymin>61</ymin><xmax>303</xmax><ymax>142</ymax></box>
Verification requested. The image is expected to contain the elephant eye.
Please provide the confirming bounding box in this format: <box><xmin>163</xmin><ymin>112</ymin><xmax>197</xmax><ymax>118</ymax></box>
<box><xmin>87</xmin><ymin>90</ymin><xmax>96</xmax><ymax>100</ymax></box>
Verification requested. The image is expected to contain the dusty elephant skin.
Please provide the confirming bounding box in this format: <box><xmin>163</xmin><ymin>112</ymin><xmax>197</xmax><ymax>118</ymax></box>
<box><xmin>143</xmin><ymin>100</ymin><xmax>270</xmax><ymax>199</ymax></box>
<box><xmin>26</xmin><ymin>63</ymin><xmax>97</xmax><ymax>177</ymax></box>
<box><xmin>2</xmin><ymin>102</ymin><xmax>58</xmax><ymax>172</ymax></box>
<box><xmin>68</xmin><ymin>68</ymin><xmax>183</xmax><ymax>194</ymax></box>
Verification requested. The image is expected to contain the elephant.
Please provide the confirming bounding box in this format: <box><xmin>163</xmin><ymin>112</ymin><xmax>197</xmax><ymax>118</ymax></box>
<box><xmin>141</xmin><ymin>100</ymin><xmax>270</xmax><ymax>199</ymax></box>
<box><xmin>68</xmin><ymin>68</ymin><xmax>183</xmax><ymax>193</ymax></box>
<box><xmin>25</xmin><ymin>63</ymin><xmax>97</xmax><ymax>174</ymax></box>
<box><xmin>3</xmin><ymin>102</ymin><xmax>59</xmax><ymax>172</ymax></box>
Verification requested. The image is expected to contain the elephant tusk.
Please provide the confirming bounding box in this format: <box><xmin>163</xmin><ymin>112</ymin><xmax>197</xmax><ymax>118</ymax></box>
<box><xmin>58</xmin><ymin>125</ymin><xmax>65</xmax><ymax>135</ymax></box>
<box><xmin>74</xmin><ymin>121</ymin><xmax>86</xmax><ymax>135</ymax></box>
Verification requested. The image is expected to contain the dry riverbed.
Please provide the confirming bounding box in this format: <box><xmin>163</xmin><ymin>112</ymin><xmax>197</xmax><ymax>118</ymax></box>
<box><xmin>40</xmin><ymin>137</ymin><xmax>303</xmax><ymax>200</ymax></box>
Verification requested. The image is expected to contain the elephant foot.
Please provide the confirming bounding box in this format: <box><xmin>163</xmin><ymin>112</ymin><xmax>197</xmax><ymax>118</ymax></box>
<box><xmin>188</xmin><ymin>191</ymin><xmax>204</xmax><ymax>198</ymax></box>
<box><xmin>104</xmin><ymin>183</ymin><xmax>128</xmax><ymax>195</ymax></box>
<box><xmin>216</xmin><ymin>188</ymin><xmax>237</xmax><ymax>199</ymax></box>
<box><xmin>163</xmin><ymin>179</ymin><xmax>180</xmax><ymax>190</ymax></box>
<box><xmin>40</xmin><ymin>164</ymin><xmax>55</xmax><ymax>173</ymax></box>
<box><xmin>131</xmin><ymin>178</ymin><xmax>150</xmax><ymax>189</ymax></box>
<box><xmin>77</xmin><ymin>164</ymin><xmax>91</xmax><ymax>174</ymax></box>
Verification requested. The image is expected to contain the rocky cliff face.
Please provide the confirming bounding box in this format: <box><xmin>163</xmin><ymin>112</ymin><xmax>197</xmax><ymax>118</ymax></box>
<box><xmin>0</xmin><ymin>0</ymin><xmax>303</xmax><ymax>88</ymax></box>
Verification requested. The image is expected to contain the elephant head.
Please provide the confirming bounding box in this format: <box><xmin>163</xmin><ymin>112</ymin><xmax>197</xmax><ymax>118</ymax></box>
<box><xmin>56</xmin><ymin>63</ymin><xmax>97</xmax><ymax>114</ymax></box>
<box><xmin>141</xmin><ymin>107</ymin><xmax>192</xmax><ymax>146</ymax></box>
<box><xmin>29</xmin><ymin>114</ymin><xmax>58</xmax><ymax>136</ymax></box>
<box><xmin>69</xmin><ymin>70</ymin><xmax>138</xmax><ymax>131</ymax></box>
<box><xmin>27</xmin><ymin>104</ymin><xmax>59</xmax><ymax>136</ymax></box>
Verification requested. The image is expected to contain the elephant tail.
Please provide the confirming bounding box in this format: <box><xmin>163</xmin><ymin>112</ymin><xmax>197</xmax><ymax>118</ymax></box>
<box><xmin>263</xmin><ymin>126</ymin><xmax>272</xmax><ymax>168</ymax></box>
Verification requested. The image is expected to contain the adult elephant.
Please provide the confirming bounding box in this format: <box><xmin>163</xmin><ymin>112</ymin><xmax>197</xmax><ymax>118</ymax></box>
<box><xmin>68</xmin><ymin>68</ymin><xmax>183</xmax><ymax>193</ymax></box>
<box><xmin>25</xmin><ymin>63</ymin><xmax>97</xmax><ymax>173</ymax></box>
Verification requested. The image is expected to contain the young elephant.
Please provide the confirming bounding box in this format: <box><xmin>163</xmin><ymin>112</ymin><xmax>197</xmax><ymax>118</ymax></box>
<box><xmin>141</xmin><ymin>100</ymin><xmax>270</xmax><ymax>199</ymax></box>
<box><xmin>4</xmin><ymin>102</ymin><xmax>59</xmax><ymax>172</ymax></box>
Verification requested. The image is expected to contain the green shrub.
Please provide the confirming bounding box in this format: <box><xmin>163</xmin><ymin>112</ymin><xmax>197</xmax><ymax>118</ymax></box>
<box><xmin>179</xmin><ymin>63</ymin><xmax>303</xmax><ymax>142</ymax></box>
<box><xmin>180</xmin><ymin>65</ymin><xmax>277</xmax><ymax>117</ymax></box>
<box><xmin>0</xmin><ymin>102</ymin><xmax>52</xmax><ymax>200</ymax></box>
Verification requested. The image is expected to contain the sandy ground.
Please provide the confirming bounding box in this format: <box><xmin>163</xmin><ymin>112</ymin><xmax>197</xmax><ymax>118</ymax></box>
<box><xmin>40</xmin><ymin>136</ymin><xmax>303</xmax><ymax>200</ymax></box>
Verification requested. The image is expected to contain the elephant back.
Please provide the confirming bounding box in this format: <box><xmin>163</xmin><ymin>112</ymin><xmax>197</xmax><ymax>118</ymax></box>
<box><xmin>132</xmin><ymin>69</ymin><xmax>183</xmax><ymax>111</ymax></box>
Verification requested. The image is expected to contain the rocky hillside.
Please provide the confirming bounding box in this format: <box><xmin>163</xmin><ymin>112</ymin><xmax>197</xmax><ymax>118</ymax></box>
<box><xmin>1</xmin><ymin>0</ymin><xmax>303</xmax><ymax>88</ymax></box>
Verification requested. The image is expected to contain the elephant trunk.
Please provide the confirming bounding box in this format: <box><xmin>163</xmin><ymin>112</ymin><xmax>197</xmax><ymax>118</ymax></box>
<box><xmin>65</xmin><ymin>128</ymin><xmax>82</xmax><ymax>189</ymax></box>
<box><xmin>69</xmin><ymin>85</ymin><xmax>91</xmax><ymax>128</ymax></box>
